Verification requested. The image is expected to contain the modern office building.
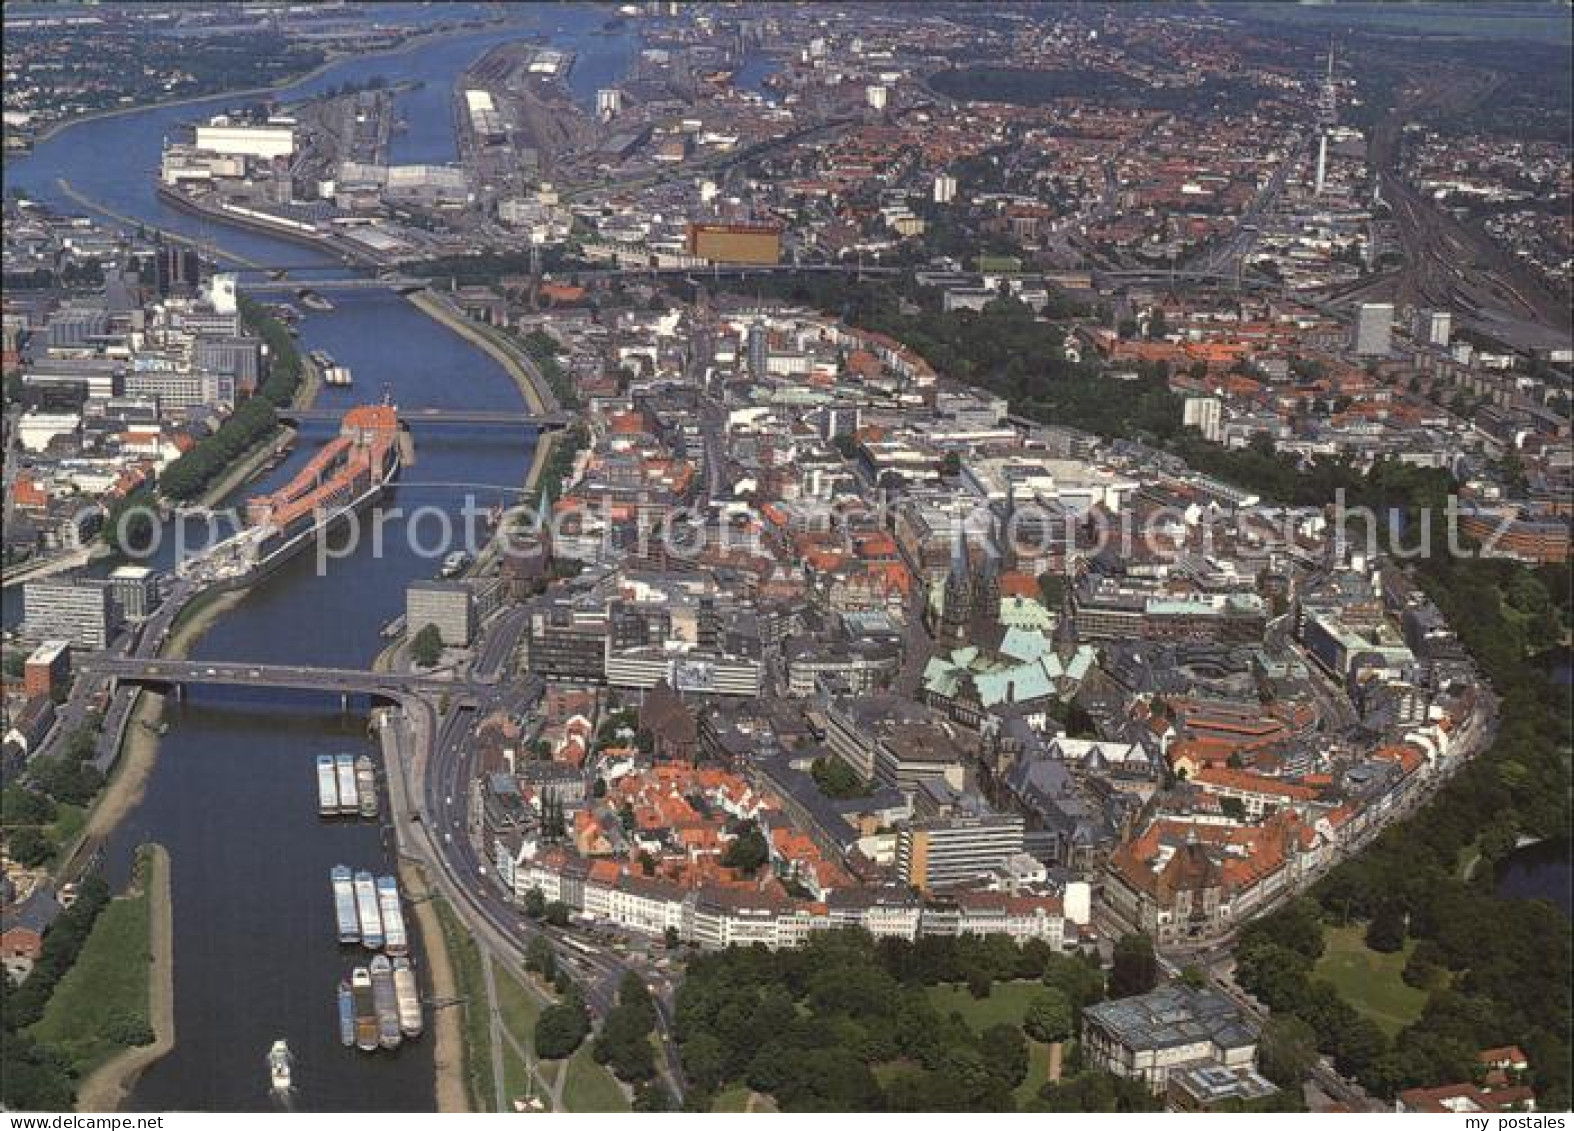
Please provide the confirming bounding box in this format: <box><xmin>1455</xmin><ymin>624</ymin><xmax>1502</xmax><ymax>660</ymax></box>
<box><xmin>22</xmin><ymin>578</ymin><xmax>118</xmax><ymax>649</ymax></box>
<box><xmin>106</xmin><ymin>565</ymin><xmax>160</xmax><ymax>622</ymax></box>
<box><xmin>1353</xmin><ymin>302</ymin><xmax>1393</xmax><ymax>357</ymax></box>
<box><xmin>897</xmin><ymin>812</ymin><xmax>1026</xmax><ymax>891</ymax></box>
<box><xmin>406</xmin><ymin>580</ymin><xmax>475</xmax><ymax>647</ymax></box>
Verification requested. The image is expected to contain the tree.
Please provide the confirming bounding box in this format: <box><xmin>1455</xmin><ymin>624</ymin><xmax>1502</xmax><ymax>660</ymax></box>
<box><xmin>664</xmin><ymin>926</ymin><xmax>680</xmax><ymax>950</ymax></box>
<box><xmin>811</xmin><ymin>756</ymin><xmax>868</xmax><ymax>799</ymax></box>
<box><xmin>535</xmin><ymin>992</ymin><xmax>591</xmax><ymax>1059</ymax></box>
<box><xmin>1365</xmin><ymin>906</ymin><xmax>1407</xmax><ymax>954</ymax></box>
<box><xmin>1109</xmin><ymin>934</ymin><xmax>1158</xmax><ymax>999</ymax></box>
<box><xmin>4</xmin><ymin>827</ymin><xmax>52</xmax><ymax>867</ymax></box>
<box><xmin>633</xmin><ymin>1080</ymin><xmax>674</xmax><ymax>1111</ymax></box>
<box><xmin>681</xmin><ymin>1031</ymin><xmax>727</xmax><ymax>1094</ymax></box>
<box><xmin>1258</xmin><ymin>1015</ymin><xmax>1319</xmax><ymax>1090</ymax></box>
<box><xmin>525</xmin><ymin>934</ymin><xmax>556</xmax><ymax>984</ymax></box>
<box><xmin>410</xmin><ymin>623</ymin><xmax>443</xmax><ymax>668</ymax></box>
<box><xmin>522</xmin><ymin>886</ymin><xmax>546</xmax><ymax>919</ymax></box>
<box><xmin>1024</xmin><ymin>987</ymin><xmax>1074</xmax><ymax>1045</ymax></box>
<box><xmin>544</xmin><ymin>901</ymin><xmax>571</xmax><ymax>927</ymax></box>
<box><xmin>1035</xmin><ymin>1070</ymin><xmax>1165</xmax><ymax>1112</ymax></box>
<box><xmin>1041</xmin><ymin>952</ymin><xmax>1106</xmax><ymax>1015</ymax></box>
<box><xmin>721</xmin><ymin>821</ymin><xmax>768</xmax><ymax>874</ymax></box>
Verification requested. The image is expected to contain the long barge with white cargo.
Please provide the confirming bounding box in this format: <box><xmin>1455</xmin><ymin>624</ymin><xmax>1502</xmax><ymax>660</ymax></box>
<box><xmin>317</xmin><ymin>756</ymin><xmax>339</xmax><ymax>816</ymax></box>
<box><xmin>335</xmin><ymin>755</ymin><xmax>359</xmax><ymax>816</ymax></box>
<box><xmin>393</xmin><ymin>957</ymin><xmax>424</xmax><ymax>1038</ymax></box>
<box><xmin>331</xmin><ymin>865</ymin><xmax>359</xmax><ymax>945</ymax></box>
<box><xmin>376</xmin><ymin>875</ymin><xmax>407</xmax><ymax>956</ymax></box>
<box><xmin>354</xmin><ymin>870</ymin><xmax>383</xmax><ymax>950</ymax></box>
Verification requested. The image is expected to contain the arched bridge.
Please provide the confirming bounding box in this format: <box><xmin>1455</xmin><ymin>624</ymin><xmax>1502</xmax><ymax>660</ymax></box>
<box><xmin>279</xmin><ymin>407</ymin><xmax>573</xmax><ymax>430</ymax></box>
<box><xmin>80</xmin><ymin>656</ymin><xmax>484</xmax><ymax>702</ymax></box>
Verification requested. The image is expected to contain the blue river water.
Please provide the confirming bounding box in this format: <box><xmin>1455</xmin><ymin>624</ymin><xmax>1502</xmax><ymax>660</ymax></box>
<box><xmin>5</xmin><ymin>5</ymin><xmax>628</xmax><ymax>1111</ymax></box>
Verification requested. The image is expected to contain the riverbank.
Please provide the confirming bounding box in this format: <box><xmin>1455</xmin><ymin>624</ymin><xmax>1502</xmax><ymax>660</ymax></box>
<box><xmin>72</xmin><ymin>844</ymin><xmax>175</xmax><ymax>1113</ymax></box>
<box><xmin>403</xmin><ymin>291</ymin><xmax>559</xmax><ymax>497</ymax></box>
<box><xmin>403</xmin><ymin>292</ymin><xmax>549</xmax><ymax>415</ymax></box>
<box><xmin>61</xmin><ymin>589</ymin><xmax>245</xmax><ymax>884</ymax></box>
<box><xmin>403</xmin><ymin>864</ymin><xmax>470</xmax><ymax>1113</ymax></box>
<box><xmin>55</xmin><ymin>178</ymin><xmax>262</xmax><ymax>270</ymax></box>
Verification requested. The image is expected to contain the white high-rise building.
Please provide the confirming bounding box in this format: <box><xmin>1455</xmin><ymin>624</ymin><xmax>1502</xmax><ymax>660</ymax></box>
<box><xmin>1415</xmin><ymin>308</ymin><xmax>1452</xmax><ymax>348</ymax></box>
<box><xmin>596</xmin><ymin>88</ymin><xmax>623</xmax><ymax>120</ymax></box>
<box><xmin>866</xmin><ymin>84</ymin><xmax>889</xmax><ymax>111</ymax></box>
<box><xmin>1353</xmin><ymin>303</ymin><xmax>1394</xmax><ymax>357</ymax></box>
<box><xmin>933</xmin><ymin>173</ymin><xmax>957</xmax><ymax>204</ymax></box>
<box><xmin>207</xmin><ymin>272</ymin><xmax>237</xmax><ymax>315</ymax></box>
<box><xmin>1183</xmin><ymin>396</ymin><xmax>1224</xmax><ymax>443</ymax></box>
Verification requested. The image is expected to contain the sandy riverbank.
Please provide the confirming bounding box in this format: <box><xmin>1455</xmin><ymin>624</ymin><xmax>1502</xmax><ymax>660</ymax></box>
<box><xmin>74</xmin><ymin>844</ymin><xmax>175</xmax><ymax>1113</ymax></box>
<box><xmin>68</xmin><ymin>590</ymin><xmax>245</xmax><ymax>872</ymax></box>
<box><xmin>402</xmin><ymin>861</ymin><xmax>469</xmax><ymax>1113</ymax></box>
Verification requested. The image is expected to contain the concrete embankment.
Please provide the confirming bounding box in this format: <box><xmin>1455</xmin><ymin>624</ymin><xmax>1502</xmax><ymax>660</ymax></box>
<box><xmin>403</xmin><ymin>292</ymin><xmax>558</xmax><ymax>496</ymax></box>
<box><xmin>74</xmin><ymin>844</ymin><xmax>175</xmax><ymax>1113</ymax></box>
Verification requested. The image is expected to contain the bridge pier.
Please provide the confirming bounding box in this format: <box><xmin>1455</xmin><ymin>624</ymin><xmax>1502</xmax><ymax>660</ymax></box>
<box><xmin>341</xmin><ymin>691</ymin><xmax>350</xmax><ymax>713</ymax></box>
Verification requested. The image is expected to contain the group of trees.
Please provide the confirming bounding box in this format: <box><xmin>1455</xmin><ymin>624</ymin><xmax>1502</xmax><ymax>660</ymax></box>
<box><xmin>809</xmin><ymin>756</ymin><xmax>867</xmax><ymax>799</ymax></box>
<box><xmin>409</xmin><ymin>623</ymin><xmax>444</xmax><ymax>668</ymax></box>
<box><xmin>672</xmin><ymin>927</ymin><xmax>1143</xmax><ymax>1111</ymax></box>
<box><xmin>533</xmin><ymin>987</ymin><xmax>591</xmax><ymax>1061</ymax></box>
<box><xmin>592</xmin><ymin>972</ymin><xmax>660</xmax><ymax>1089</ymax></box>
<box><xmin>0</xmin><ymin>875</ymin><xmax>112</xmax><ymax>1110</ymax></box>
<box><xmin>719</xmin><ymin>819</ymin><xmax>769</xmax><ymax>875</ymax></box>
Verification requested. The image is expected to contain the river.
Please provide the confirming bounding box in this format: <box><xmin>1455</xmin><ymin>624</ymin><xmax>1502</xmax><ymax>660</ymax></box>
<box><xmin>6</xmin><ymin>4</ymin><xmax>630</xmax><ymax>1112</ymax></box>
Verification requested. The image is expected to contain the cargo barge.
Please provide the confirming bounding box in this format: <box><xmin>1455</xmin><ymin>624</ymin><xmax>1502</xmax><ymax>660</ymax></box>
<box><xmin>337</xmin><ymin>981</ymin><xmax>355</xmax><ymax>1047</ymax></box>
<box><xmin>331</xmin><ymin>865</ymin><xmax>359</xmax><ymax>944</ymax></box>
<box><xmin>355</xmin><ymin>756</ymin><xmax>378</xmax><ymax>819</ymax></box>
<box><xmin>393</xmin><ymin>957</ymin><xmax>424</xmax><ymax>1038</ymax></box>
<box><xmin>351</xmin><ymin>967</ymin><xmax>378</xmax><ymax>1052</ymax></box>
<box><xmin>376</xmin><ymin>875</ymin><xmax>407</xmax><ymax>956</ymax></box>
<box><xmin>316</xmin><ymin>755</ymin><xmax>339</xmax><ymax>816</ymax></box>
<box><xmin>370</xmin><ymin>955</ymin><xmax>403</xmax><ymax>1050</ymax></box>
<box><xmin>354</xmin><ymin>870</ymin><xmax>383</xmax><ymax>950</ymax></box>
<box><xmin>335</xmin><ymin>754</ymin><xmax>359</xmax><ymax>816</ymax></box>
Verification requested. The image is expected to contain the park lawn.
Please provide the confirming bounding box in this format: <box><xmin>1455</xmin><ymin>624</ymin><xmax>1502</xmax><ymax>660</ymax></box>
<box><xmin>562</xmin><ymin>1043</ymin><xmax>630</xmax><ymax>1112</ymax></box>
<box><xmin>1314</xmin><ymin>925</ymin><xmax>1427</xmax><ymax>1036</ymax></box>
<box><xmin>28</xmin><ymin>859</ymin><xmax>152</xmax><ymax>1074</ymax></box>
<box><xmin>712</xmin><ymin>1082</ymin><xmax>753</xmax><ymax>1112</ymax></box>
<box><xmin>500</xmin><ymin>1044</ymin><xmax>533</xmax><ymax>1111</ymax></box>
<box><xmin>1015</xmin><ymin>1039</ymin><xmax>1054</xmax><ymax>1107</ymax></box>
<box><xmin>46</xmin><ymin>804</ymin><xmax>86</xmax><ymax>866</ymax></box>
<box><xmin>493</xmin><ymin>966</ymin><xmax>544</xmax><ymax>1053</ymax></box>
<box><xmin>926</xmin><ymin>979</ymin><xmax>1044</xmax><ymax>1032</ymax></box>
<box><xmin>434</xmin><ymin>897</ymin><xmax>498</xmax><ymax>1112</ymax></box>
